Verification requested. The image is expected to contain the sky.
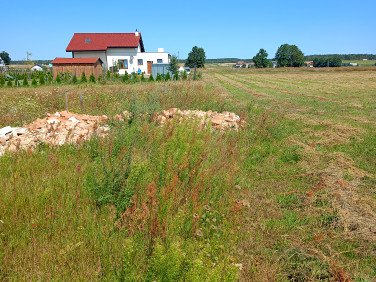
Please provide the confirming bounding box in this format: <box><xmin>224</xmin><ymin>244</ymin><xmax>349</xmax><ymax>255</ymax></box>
<box><xmin>2</xmin><ymin>0</ymin><xmax>376</xmax><ymax>61</ymax></box>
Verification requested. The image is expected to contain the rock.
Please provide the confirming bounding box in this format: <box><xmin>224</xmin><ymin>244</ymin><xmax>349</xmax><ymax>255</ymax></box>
<box><xmin>0</xmin><ymin>126</ymin><xmax>13</xmax><ymax>138</ymax></box>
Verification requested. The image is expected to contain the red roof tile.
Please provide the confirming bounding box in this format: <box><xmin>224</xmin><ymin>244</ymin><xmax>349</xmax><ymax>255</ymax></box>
<box><xmin>51</xmin><ymin>57</ymin><xmax>103</xmax><ymax>65</ymax></box>
<box><xmin>66</xmin><ymin>33</ymin><xmax>144</xmax><ymax>52</ymax></box>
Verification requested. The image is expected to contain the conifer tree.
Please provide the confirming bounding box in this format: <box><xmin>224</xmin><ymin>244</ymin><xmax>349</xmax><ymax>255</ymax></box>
<box><xmin>23</xmin><ymin>76</ymin><xmax>28</xmax><ymax>86</ymax></box>
<box><xmin>0</xmin><ymin>76</ymin><xmax>5</xmax><ymax>87</ymax></box>
<box><xmin>55</xmin><ymin>74</ymin><xmax>61</xmax><ymax>84</ymax></box>
<box><xmin>32</xmin><ymin>78</ymin><xmax>37</xmax><ymax>86</ymax></box>
<box><xmin>80</xmin><ymin>72</ymin><xmax>87</xmax><ymax>83</ymax></box>
<box><xmin>39</xmin><ymin>75</ymin><xmax>45</xmax><ymax>85</ymax></box>
<box><xmin>89</xmin><ymin>73</ymin><xmax>96</xmax><ymax>83</ymax></box>
<box><xmin>72</xmin><ymin>75</ymin><xmax>77</xmax><ymax>84</ymax></box>
<box><xmin>173</xmin><ymin>71</ymin><xmax>179</xmax><ymax>80</ymax></box>
<box><xmin>164</xmin><ymin>72</ymin><xmax>171</xmax><ymax>81</ymax></box>
<box><xmin>122</xmin><ymin>72</ymin><xmax>129</xmax><ymax>82</ymax></box>
<box><xmin>156</xmin><ymin>73</ymin><xmax>163</xmax><ymax>81</ymax></box>
<box><xmin>182</xmin><ymin>70</ymin><xmax>187</xmax><ymax>80</ymax></box>
<box><xmin>7</xmin><ymin>79</ymin><xmax>12</xmax><ymax>87</ymax></box>
<box><xmin>148</xmin><ymin>74</ymin><xmax>154</xmax><ymax>82</ymax></box>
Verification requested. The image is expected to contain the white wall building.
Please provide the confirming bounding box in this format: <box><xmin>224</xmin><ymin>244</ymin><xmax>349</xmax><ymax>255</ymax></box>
<box><xmin>66</xmin><ymin>31</ymin><xmax>170</xmax><ymax>75</ymax></box>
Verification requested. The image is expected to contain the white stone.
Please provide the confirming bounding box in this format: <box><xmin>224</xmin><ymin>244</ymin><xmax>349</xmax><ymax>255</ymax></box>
<box><xmin>0</xmin><ymin>126</ymin><xmax>12</xmax><ymax>138</ymax></box>
<box><xmin>69</xmin><ymin>117</ymin><xmax>80</xmax><ymax>123</ymax></box>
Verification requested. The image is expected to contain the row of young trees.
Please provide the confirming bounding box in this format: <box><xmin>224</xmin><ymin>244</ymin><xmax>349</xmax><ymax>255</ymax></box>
<box><xmin>0</xmin><ymin>70</ymin><xmax>189</xmax><ymax>88</ymax></box>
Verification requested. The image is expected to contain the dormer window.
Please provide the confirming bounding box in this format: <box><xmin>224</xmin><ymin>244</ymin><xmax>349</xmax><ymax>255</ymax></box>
<box><xmin>84</xmin><ymin>39</ymin><xmax>91</xmax><ymax>43</ymax></box>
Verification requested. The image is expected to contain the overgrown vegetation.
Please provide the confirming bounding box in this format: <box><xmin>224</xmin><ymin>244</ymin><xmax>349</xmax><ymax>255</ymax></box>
<box><xmin>0</xmin><ymin>68</ymin><xmax>375</xmax><ymax>280</ymax></box>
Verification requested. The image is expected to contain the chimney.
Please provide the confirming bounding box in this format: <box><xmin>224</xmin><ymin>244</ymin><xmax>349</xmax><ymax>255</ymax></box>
<box><xmin>135</xmin><ymin>29</ymin><xmax>139</xmax><ymax>36</ymax></box>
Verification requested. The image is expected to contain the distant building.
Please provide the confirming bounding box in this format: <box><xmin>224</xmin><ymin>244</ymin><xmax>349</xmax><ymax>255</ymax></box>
<box><xmin>307</xmin><ymin>61</ymin><xmax>314</xmax><ymax>67</ymax></box>
<box><xmin>65</xmin><ymin>30</ymin><xmax>170</xmax><ymax>75</ymax></box>
<box><xmin>31</xmin><ymin>64</ymin><xmax>43</xmax><ymax>72</ymax></box>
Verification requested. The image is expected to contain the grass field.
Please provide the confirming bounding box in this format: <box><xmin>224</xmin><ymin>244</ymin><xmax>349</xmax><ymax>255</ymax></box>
<box><xmin>1</xmin><ymin>68</ymin><xmax>376</xmax><ymax>280</ymax></box>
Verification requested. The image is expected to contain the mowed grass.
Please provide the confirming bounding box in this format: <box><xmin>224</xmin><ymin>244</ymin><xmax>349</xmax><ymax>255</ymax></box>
<box><xmin>1</xmin><ymin>69</ymin><xmax>376</xmax><ymax>280</ymax></box>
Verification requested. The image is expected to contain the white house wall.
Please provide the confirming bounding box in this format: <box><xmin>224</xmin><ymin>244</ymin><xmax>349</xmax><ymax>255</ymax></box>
<box><xmin>72</xmin><ymin>48</ymin><xmax>170</xmax><ymax>75</ymax></box>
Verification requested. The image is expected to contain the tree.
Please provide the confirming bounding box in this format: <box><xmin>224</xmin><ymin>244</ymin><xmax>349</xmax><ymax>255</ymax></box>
<box><xmin>313</xmin><ymin>56</ymin><xmax>342</xmax><ymax>67</ymax></box>
<box><xmin>253</xmin><ymin>48</ymin><xmax>271</xmax><ymax>68</ymax></box>
<box><xmin>275</xmin><ymin>44</ymin><xmax>304</xmax><ymax>67</ymax></box>
<box><xmin>55</xmin><ymin>74</ymin><xmax>61</xmax><ymax>84</ymax></box>
<box><xmin>185</xmin><ymin>46</ymin><xmax>206</xmax><ymax>68</ymax></box>
<box><xmin>0</xmin><ymin>51</ymin><xmax>11</xmax><ymax>65</ymax></box>
<box><xmin>23</xmin><ymin>76</ymin><xmax>28</xmax><ymax>87</ymax></box>
<box><xmin>122</xmin><ymin>72</ymin><xmax>129</xmax><ymax>83</ymax></box>
<box><xmin>182</xmin><ymin>70</ymin><xmax>187</xmax><ymax>80</ymax></box>
<box><xmin>164</xmin><ymin>72</ymin><xmax>171</xmax><ymax>81</ymax></box>
<box><xmin>39</xmin><ymin>75</ymin><xmax>45</xmax><ymax>85</ymax></box>
<box><xmin>32</xmin><ymin>78</ymin><xmax>37</xmax><ymax>86</ymax></box>
<box><xmin>168</xmin><ymin>55</ymin><xmax>179</xmax><ymax>74</ymax></box>
<box><xmin>329</xmin><ymin>56</ymin><xmax>342</xmax><ymax>67</ymax></box>
<box><xmin>173</xmin><ymin>71</ymin><xmax>179</xmax><ymax>81</ymax></box>
<box><xmin>89</xmin><ymin>73</ymin><xmax>96</xmax><ymax>83</ymax></box>
<box><xmin>80</xmin><ymin>72</ymin><xmax>87</xmax><ymax>83</ymax></box>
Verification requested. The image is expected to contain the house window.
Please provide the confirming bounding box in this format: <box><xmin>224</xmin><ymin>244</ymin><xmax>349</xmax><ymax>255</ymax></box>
<box><xmin>157</xmin><ymin>59</ymin><xmax>163</xmax><ymax>63</ymax></box>
<box><xmin>119</xmin><ymin>59</ymin><xmax>128</xmax><ymax>69</ymax></box>
<box><xmin>138</xmin><ymin>59</ymin><xmax>143</xmax><ymax>65</ymax></box>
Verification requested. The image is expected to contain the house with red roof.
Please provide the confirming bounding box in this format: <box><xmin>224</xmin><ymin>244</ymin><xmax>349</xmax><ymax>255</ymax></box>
<box><xmin>63</xmin><ymin>30</ymin><xmax>170</xmax><ymax>75</ymax></box>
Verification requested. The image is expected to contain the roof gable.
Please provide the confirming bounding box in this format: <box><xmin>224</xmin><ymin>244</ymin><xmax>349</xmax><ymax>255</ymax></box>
<box><xmin>66</xmin><ymin>33</ymin><xmax>145</xmax><ymax>52</ymax></box>
<box><xmin>51</xmin><ymin>57</ymin><xmax>103</xmax><ymax>65</ymax></box>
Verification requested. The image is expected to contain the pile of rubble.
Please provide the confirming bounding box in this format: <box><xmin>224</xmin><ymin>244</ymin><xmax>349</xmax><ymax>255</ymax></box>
<box><xmin>156</xmin><ymin>108</ymin><xmax>243</xmax><ymax>130</ymax></box>
<box><xmin>0</xmin><ymin>108</ymin><xmax>244</xmax><ymax>156</ymax></box>
<box><xmin>0</xmin><ymin>111</ymin><xmax>110</xmax><ymax>156</ymax></box>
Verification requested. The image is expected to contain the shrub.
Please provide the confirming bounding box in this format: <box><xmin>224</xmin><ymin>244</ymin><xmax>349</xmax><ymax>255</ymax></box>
<box><xmin>106</xmin><ymin>70</ymin><xmax>111</xmax><ymax>80</ymax></box>
<box><xmin>0</xmin><ymin>76</ymin><xmax>5</xmax><ymax>87</ymax></box>
<box><xmin>47</xmin><ymin>74</ymin><xmax>53</xmax><ymax>84</ymax></box>
<box><xmin>80</xmin><ymin>72</ymin><xmax>87</xmax><ymax>83</ymax></box>
<box><xmin>72</xmin><ymin>75</ymin><xmax>77</xmax><ymax>84</ymax></box>
<box><xmin>164</xmin><ymin>72</ymin><xmax>171</xmax><ymax>81</ymax></box>
<box><xmin>148</xmin><ymin>74</ymin><xmax>154</xmax><ymax>82</ymax></box>
<box><xmin>173</xmin><ymin>71</ymin><xmax>179</xmax><ymax>81</ymax></box>
<box><xmin>89</xmin><ymin>73</ymin><xmax>96</xmax><ymax>83</ymax></box>
<box><xmin>55</xmin><ymin>74</ymin><xmax>61</xmax><ymax>84</ymax></box>
<box><xmin>97</xmin><ymin>74</ymin><xmax>102</xmax><ymax>81</ymax></box>
<box><xmin>182</xmin><ymin>70</ymin><xmax>187</xmax><ymax>80</ymax></box>
<box><xmin>23</xmin><ymin>76</ymin><xmax>28</xmax><ymax>87</ymax></box>
<box><xmin>141</xmin><ymin>73</ymin><xmax>145</xmax><ymax>82</ymax></box>
<box><xmin>31</xmin><ymin>78</ymin><xmax>37</xmax><ymax>86</ymax></box>
<box><xmin>122</xmin><ymin>71</ymin><xmax>129</xmax><ymax>82</ymax></box>
<box><xmin>156</xmin><ymin>73</ymin><xmax>163</xmax><ymax>81</ymax></box>
<box><xmin>7</xmin><ymin>79</ymin><xmax>12</xmax><ymax>87</ymax></box>
<box><xmin>39</xmin><ymin>75</ymin><xmax>45</xmax><ymax>85</ymax></box>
